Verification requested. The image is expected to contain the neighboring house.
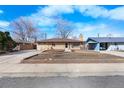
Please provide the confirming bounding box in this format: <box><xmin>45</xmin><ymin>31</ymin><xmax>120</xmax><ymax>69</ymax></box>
<box><xmin>17</xmin><ymin>42</ymin><xmax>36</xmax><ymax>50</ymax></box>
<box><xmin>86</xmin><ymin>37</ymin><xmax>124</xmax><ymax>51</ymax></box>
<box><xmin>14</xmin><ymin>41</ymin><xmax>36</xmax><ymax>50</ymax></box>
<box><xmin>37</xmin><ymin>38</ymin><xmax>84</xmax><ymax>51</ymax></box>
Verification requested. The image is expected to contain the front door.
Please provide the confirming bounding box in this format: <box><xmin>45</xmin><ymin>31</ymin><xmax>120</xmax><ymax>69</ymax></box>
<box><xmin>65</xmin><ymin>43</ymin><xmax>68</xmax><ymax>48</ymax></box>
<box><xmin>100</xmin><ymin>43</ymin><xmax>108</xmax><ymax>50</ymax></box>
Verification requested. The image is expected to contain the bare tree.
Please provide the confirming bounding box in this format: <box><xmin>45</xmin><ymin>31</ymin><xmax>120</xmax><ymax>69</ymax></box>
<box><xmin>55</xmin><ymin>19</ymin><xmax>73</xmax><ymax>39</ymax></box>
<box><xmin>10</xmin><ymin>17</ymin><xmax>38</xmax><ymax>42</ymax></box>
<box><xmin>35</xmin><ymin>31</ymin><xmax>47</xmax><ymax>41</ymax></box>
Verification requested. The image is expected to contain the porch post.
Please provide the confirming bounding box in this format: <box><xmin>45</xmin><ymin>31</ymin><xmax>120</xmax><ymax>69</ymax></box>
<box><xmin>95</xmin><ymin>42</ymin><xmax>100</xmax><ymax>52</ymax></box>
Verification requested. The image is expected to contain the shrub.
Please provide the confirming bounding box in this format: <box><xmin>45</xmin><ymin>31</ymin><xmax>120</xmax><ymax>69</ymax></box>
<box><xmin>0</xmin><ymin>31</ymin><xmax>16</xmax><ymax>51</ymax></box>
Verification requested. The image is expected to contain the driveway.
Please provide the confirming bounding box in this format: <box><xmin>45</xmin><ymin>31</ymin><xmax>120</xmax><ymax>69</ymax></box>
<box><xmin>100</xmin><ymin>51</ymin><xmax>124</xmax><ymax>58</ymax></box>
<box><xmin>0</xmin><ymin>50</ymin><xmax>41</xmax><ymax>64</ymax></box>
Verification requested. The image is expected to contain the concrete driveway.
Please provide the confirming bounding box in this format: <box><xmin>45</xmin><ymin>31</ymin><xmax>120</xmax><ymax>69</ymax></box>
<box><xmin>100</xmin><ymin>51</ymin><xmax>124</xmax><ymax>58</ymax></box>
<box><xmin>0</xmin><ymin>50</ymin><xmax>41</xmax><ymax>64</ymax></box>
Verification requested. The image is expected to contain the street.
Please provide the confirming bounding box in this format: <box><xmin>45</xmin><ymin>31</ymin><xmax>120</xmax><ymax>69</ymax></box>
<box><xmin>0</xmin><ymin>76</ymin><xmax>124</xmax><ymax>88</ymax></box>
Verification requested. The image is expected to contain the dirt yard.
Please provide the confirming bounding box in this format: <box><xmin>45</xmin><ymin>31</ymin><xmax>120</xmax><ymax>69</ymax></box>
<box><xmin>21</xmin><ymin>50</ymin><xmax>124</xmax><ymax>63</ymax></box>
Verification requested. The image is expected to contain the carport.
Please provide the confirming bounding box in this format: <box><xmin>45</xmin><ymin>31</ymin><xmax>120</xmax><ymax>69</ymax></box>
<box><xmin>86</xmin><ymin>37</ymin><xmax>124</xmax><ymax>51</ymax></box>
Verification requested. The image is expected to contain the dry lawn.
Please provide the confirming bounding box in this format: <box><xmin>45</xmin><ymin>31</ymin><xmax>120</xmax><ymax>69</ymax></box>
<box><xmin>21</xmin><ymin>50</ymin><xmax>124</xmax><ymax>64</ymax></box>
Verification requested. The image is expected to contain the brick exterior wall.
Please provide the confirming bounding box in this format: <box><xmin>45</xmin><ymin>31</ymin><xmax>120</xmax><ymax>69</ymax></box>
<box><xmin>19</xmin><ymin>43</ymin><xmax>36</xmax><ymax>50</ymax></box>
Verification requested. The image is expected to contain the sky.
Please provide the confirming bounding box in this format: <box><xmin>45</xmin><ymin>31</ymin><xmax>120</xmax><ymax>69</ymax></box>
<box><xmin>0</xmin><ymin>5</ymin><xmax>124</xmax><ymax>40</ymax></box>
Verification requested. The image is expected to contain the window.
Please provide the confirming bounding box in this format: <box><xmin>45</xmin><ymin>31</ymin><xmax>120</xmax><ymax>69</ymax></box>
<box><xmin>72</xmin><ymin>43</ymin><xmax>80</xmax><ymax>48</ymax></box>
<box><xmin>52</xmin><ymin>43</ymin><xmax>55</xmax><ymax>47</ymax></box>
<box><xmin>115</xmin><ymin>43</ymin><xmax>117</xmax><ymax>45</ymax></box>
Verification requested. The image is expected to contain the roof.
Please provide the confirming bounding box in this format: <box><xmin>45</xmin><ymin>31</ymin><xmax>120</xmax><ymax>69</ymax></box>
<box><xmin>87</xmin><ymin>37</ymin><xmax>124</xmax><ymax>43</ymax></box>
<box><xmin>37</xmin><ymin>38</ymin><xmax>82</xmax><ymax>43</ymax></box>
<box><xmin>14</xmin><ymin>40</ymin><xmax>34</xmax><ymax>44</ymax></box>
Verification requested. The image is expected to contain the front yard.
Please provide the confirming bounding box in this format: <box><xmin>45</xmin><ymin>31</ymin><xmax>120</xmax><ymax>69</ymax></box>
<box><xmin>21</xmin><ymin>50</ymin><xmax>124</xmax><ymax>63</ymax></box>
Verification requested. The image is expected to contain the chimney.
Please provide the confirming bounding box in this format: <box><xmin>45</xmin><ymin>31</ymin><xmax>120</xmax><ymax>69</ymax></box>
<box><xmin>79</xmin><ymin>34</ymin><xmax>83</xmax><ymax>41</ymax></box>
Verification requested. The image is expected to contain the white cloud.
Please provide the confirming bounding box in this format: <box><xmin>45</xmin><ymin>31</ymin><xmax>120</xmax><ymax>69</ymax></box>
<box><xmin>109</xmin><ymin>6</ymin><xmax>124</xmax><ymax>20</ymax></box>
<box><xmin>40</xmin><ymin>5</ymin><xmax>74</xmax><ymax>17</ymax></box>
<box><xmin>75</xmin><ymin>6</ymin><xmax>108</xmax><ymax>18</ymax></box>
<box><xmin>28</xmin><ymin>6</ymin><xmax>74</xmax><ymax>29</ymax></box>
<box><xmin>0</xmin><ymin>21</ymin><xmax>9</xmax><ymax>27</ymax></box>
<box><xmin>27</xmin><ymin>5</ymin><xmax>124</xmax><ymax>29</ymax></box>
<box><xmin>29</xmin><ymin>5</ymin><xmax>74</xmax><ymax>27</ymax></box>
<box><xmin>76</xmin><ymin>5</ymin><xmax>124</xmax><ymax>20</ymax></box>
<box><xmin>29</xmin><ymin>16</ymin><xmax>55</xmax><ymax>27</ymax></box>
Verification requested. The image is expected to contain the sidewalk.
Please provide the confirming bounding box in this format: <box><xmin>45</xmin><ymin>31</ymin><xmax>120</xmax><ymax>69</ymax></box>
<box><xmin>0</xmin><ymin>63</ymin><xmax>124</xmax><ymax>77</ymax></box>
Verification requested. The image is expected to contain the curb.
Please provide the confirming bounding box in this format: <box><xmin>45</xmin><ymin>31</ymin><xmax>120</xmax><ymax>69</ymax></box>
<box><xmin>1</xmin><ymin>72</ymin><xmax>124</xmax><ymax>78</ymax></box>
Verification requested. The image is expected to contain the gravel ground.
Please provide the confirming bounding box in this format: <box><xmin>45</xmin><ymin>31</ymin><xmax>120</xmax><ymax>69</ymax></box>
<box><xmin>0</xmin><ymin>76</ymin><xmax>124</xmax><ymax>88</ymax></box>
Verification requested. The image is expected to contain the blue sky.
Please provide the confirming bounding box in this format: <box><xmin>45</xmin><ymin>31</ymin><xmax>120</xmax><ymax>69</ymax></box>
<box><xmin>0</xmin><ymin>5</ymin><xmax>124</xmax><ymax>40</ymax></box>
